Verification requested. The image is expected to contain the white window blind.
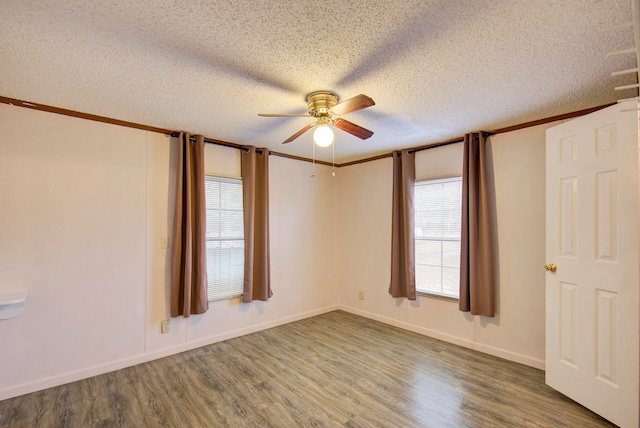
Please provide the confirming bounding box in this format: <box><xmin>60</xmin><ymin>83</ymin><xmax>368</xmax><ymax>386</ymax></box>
<box><xmin>205</xmin><ymin>176</ymin><xmax>244</xmax><ymax>301</ymax></box>
<box><xmin>414</xmin><ymin>177</ymin><xmax>462</xmax><ymax>298</ymax></box>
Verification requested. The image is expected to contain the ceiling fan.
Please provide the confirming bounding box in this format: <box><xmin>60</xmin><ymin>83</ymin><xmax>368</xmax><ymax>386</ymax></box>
<box><xmin>258</xmin><ymin>91</ymin><xmax>375</xmax><ymax>146</ymax></box>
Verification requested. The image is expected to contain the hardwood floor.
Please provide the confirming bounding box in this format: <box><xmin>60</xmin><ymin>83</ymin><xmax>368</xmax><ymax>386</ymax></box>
<box><xmin>0</xmin><ymin>311</ymin><xmax>615</xmax><ymax>427</ymax></box>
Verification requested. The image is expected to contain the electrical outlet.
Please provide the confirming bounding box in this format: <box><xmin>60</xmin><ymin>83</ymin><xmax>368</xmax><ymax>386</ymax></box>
<box><xmin>358</xmin><ymin>290</ymin><xmax>365</xmax><ymax>300</ymax></box>
<box><xmin>161</xmin><ymin>319</ymin><xmax>170</xmax><ymax>334</ymax></box>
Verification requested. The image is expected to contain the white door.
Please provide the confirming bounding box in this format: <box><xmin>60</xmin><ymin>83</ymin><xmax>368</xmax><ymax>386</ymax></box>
<box><xmin>545</xmin><ymin>100</ymin><xmax>639</xmax><ymax>428</ymax></box>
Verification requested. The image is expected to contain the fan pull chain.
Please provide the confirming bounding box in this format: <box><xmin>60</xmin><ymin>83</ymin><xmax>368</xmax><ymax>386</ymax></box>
<box><xmin>332</xmin><ymin>140</ymin><xmax>336</xmax><ymax>176</ymax></box>
<box><xmin>311</xmin><ymin>138</ymin><xmax>316</xmax><ymax>177</ymax></box>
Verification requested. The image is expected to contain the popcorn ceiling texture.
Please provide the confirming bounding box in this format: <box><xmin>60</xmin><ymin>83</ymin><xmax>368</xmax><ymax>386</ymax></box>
<box><xmin>0</xmin><ymin>0</ymin><xmax>636</xmax><ymax>162</ymax></box>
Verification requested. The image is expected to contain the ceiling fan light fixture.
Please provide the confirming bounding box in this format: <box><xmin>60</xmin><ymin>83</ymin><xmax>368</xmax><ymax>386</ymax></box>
<box><xmin>313</xmin><ymin>124</ymin><xmax>334</xmax><ymax>147</ymax></box>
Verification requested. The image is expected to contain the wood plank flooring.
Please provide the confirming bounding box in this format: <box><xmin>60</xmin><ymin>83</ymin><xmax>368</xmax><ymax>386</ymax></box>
<box><xmin>0</xmin><ymin>311</ymin><xmax>616</xmax><ymax>427</ymax></box>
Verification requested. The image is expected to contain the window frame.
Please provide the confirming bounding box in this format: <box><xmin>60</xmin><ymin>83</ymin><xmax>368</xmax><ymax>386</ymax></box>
<box><xmin>414</xmin><ymin>175</ymin><xmax>462</xmax><ymax>301</ymax></box>
<box><xmin>204</xmin><ymin>175</ymin><xmax>245</xmax><ymax>302</ymax></box>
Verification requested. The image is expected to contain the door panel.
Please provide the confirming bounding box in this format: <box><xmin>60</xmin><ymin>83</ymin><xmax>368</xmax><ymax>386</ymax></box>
<box><xmin>560</xmin><ymin>176</ymin><xmax>577</xmax><ymax>257</ymax></box>
<box><xmin>545</xmin><ymin>101</ymin><xmax>638</xmax><ymax>428</ymax></box>
<box><xmin>559</xmin><ymin>282</ymin><xmax>577</xmax><ymax>365</ymax></box>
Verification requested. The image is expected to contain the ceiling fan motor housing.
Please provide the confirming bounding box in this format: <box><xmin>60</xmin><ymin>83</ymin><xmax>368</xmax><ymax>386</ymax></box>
<box><xmin>307</xmin><ymin>91</ymin><xmax>338</xmax><ymax>117</ymax></box>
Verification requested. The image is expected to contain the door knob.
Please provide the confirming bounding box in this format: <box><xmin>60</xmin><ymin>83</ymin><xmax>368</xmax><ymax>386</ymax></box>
<box><xmin>544</xmin><ymin>263</ymin><xmax>557</xmax><ymax>272</ymax></box>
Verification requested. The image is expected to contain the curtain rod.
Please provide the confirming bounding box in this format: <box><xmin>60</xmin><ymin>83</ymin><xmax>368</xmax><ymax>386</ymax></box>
<box><xmin>174</xmin><ymin>133</ymin><xmax>336</xmax><ymax>166</ymax></box>
<box><xmin>341</xmin><ymin>103</ymin><xmax>615</xmax><ymax>167</ymax></box>
<box><xmin>170</xmin><ymin>131</ymin><xmax>247</xmax><ymax>151</ymax></box>
<box><xmin>175</xmin><ymin>133</ymin><xmax>336</xmax><ymax>167</ymax></box>
<box><xmin>406</xmin><ymin>131</ymin><xmax>490</xmax><ymax>155</ymax></box>
<box><xmin>168</xmin><ymin>133</ymin><xmax>334</xmax><ymax>166</ymax></box>
<box><xmin>1</xmin><ymin>96</ymin><xmax>614</xmax><ymax>169</ymax></box>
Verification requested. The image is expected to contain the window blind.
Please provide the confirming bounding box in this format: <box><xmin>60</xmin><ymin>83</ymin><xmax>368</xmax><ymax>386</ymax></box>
<box><xmin>205</xmin><ymin>176</ymin><xmax>244</xmax><ymax>301</ymax></box>
<box><xmin>414</xmin><ymin>177</ymin><xmax>462</xmax><ymax>298</ymax></box>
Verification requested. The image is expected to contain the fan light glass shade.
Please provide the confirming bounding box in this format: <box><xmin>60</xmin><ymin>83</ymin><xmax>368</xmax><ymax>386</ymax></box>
<box><xmin>313</xmin><ymin>125</ymin><xmax>334</xmax><ymax>147</ymax></box>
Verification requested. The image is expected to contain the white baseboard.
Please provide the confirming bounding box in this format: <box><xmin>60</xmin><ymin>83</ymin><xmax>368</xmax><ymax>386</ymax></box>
<box><xmin>0</xmin><ymin>304</ymin><xmax>340</xmax><ymax>401</ymax></box>
<box><xmin>338</xmin><ymin>305</ymin><xmax>545</xmax><ymax>370</ymax></box>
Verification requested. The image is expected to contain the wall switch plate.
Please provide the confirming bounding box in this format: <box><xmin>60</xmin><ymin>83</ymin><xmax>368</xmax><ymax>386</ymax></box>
<box><xmin>358</xmin><ymin>290</ymin><xmax>365</xmax><ymax>300</ymax></box>
<box><xmin>161</xmin><ymin>319</ymin><xmax>170</xmax><ymax>334</ymax></box>
<box><xmin>160</xmin><ymin>237</ymin><xmax>169</xmax><ymax>249</ymax></box>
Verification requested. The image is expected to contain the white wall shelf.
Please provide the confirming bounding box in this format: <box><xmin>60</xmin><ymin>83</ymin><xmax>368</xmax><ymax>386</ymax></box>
<box><xmin>0</xmin><ymin>290</ymin><xmax>28</xmax><ymax>319</ymax></box>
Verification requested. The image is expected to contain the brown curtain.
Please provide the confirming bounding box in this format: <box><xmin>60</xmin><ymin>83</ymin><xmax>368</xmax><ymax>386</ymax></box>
<box><xmin>241</xmin><ymin>146</ymin><xmax>272</xmax><ymax>302</ymax></box>
<box><xmin>170</xmin><ymin>133</ymin><xmax>208</xmax><ymax>317</ymax></box>
<box><xmin>389</xmin><ymin>149</ymin><xmax>416</xmax><ymax>300</ymax></box>
<box><xmin>459</xmin><ymin>132</ymin><xmax>495</xmax><ymax>317</ymax></box>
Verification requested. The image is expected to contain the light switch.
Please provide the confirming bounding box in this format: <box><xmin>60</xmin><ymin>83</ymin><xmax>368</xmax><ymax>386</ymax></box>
<box><xmin>160</xmin><ymin>237</ymin><xmax>169</xmax><ymax>249</ymax></box>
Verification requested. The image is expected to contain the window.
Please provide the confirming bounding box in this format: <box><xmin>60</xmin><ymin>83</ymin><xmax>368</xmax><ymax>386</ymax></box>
<box><xmin>205</xmin><ymin>176</ymin><xmax>244</xmax><ymax>301</ymax></box>
<box><xmin>414</xmin><ymin>177</ymin><xmax>462</xmax><ymax>299</ymax></box>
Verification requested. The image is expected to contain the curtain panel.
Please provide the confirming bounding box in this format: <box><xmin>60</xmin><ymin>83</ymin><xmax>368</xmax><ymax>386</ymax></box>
<box><xmin>241</xmin><ymin>146</ymin><xmax>272</xmax><ymax>302</ymax></box>
<box><xmin>170</xmin><ymin>133</ymin><xmax>209</xmax><ymax>318</ymax></box>
<box><xmin>389</xmin><ymin>149</ymin><xmax>416</xmax><ymax>300</ymax></box>
<box><xmin>459</xmin><ymin>132</ymin><xmax>495</xmax><ymax>317</ymax></box>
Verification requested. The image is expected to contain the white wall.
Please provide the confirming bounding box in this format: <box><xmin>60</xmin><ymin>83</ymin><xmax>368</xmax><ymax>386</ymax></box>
<box><xmin>0</xmin><ymin>103</ymin><xmax>338</xmax><ymax>400</ymax></box>
<box><xmin>0</xmin><ymin>100</ymin><xmax>565</xmax><ymax>400</ymax></box>
<box><xmin>0</xmin><ymin>104</ymin><xmax>148</xmax><ymax>394</ymax></box>
<box><xmin>337</xmin><ymin>124</ymin><xmax>559</xmax><ymax>369</ymax></box>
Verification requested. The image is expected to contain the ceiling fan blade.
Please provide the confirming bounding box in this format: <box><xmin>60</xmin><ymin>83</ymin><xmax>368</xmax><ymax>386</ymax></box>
<box><xmin>258</xmin><ymin>113</ymin><xmax>311</xmax><ymax>117</ymax></box>
<box><xmin>282</xmin><ymin>123</ymin><xmax>315</xmax><ymax>144</ymax></box>
<box><xmin>334</xmin><ymin>118</ymin><xmax>374</xmax><ymax>140</ymax></box>
<box><xmin>331</xmin><ymin>94</ymin><xmax>375</xmax><ymax>115</ymax></box>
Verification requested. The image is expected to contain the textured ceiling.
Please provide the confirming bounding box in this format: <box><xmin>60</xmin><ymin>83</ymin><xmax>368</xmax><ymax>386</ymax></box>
<box><xmin>0</xmin><ymin>0</ymin><xmax>637</xmax><ymax>163</ymax></box>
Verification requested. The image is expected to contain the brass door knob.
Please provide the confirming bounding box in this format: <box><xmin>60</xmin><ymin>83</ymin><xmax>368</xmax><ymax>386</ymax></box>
<box><xmin>544</xmin><ymin>263</ymin><xmax>557</xmax><ymax>272</ymax></box>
